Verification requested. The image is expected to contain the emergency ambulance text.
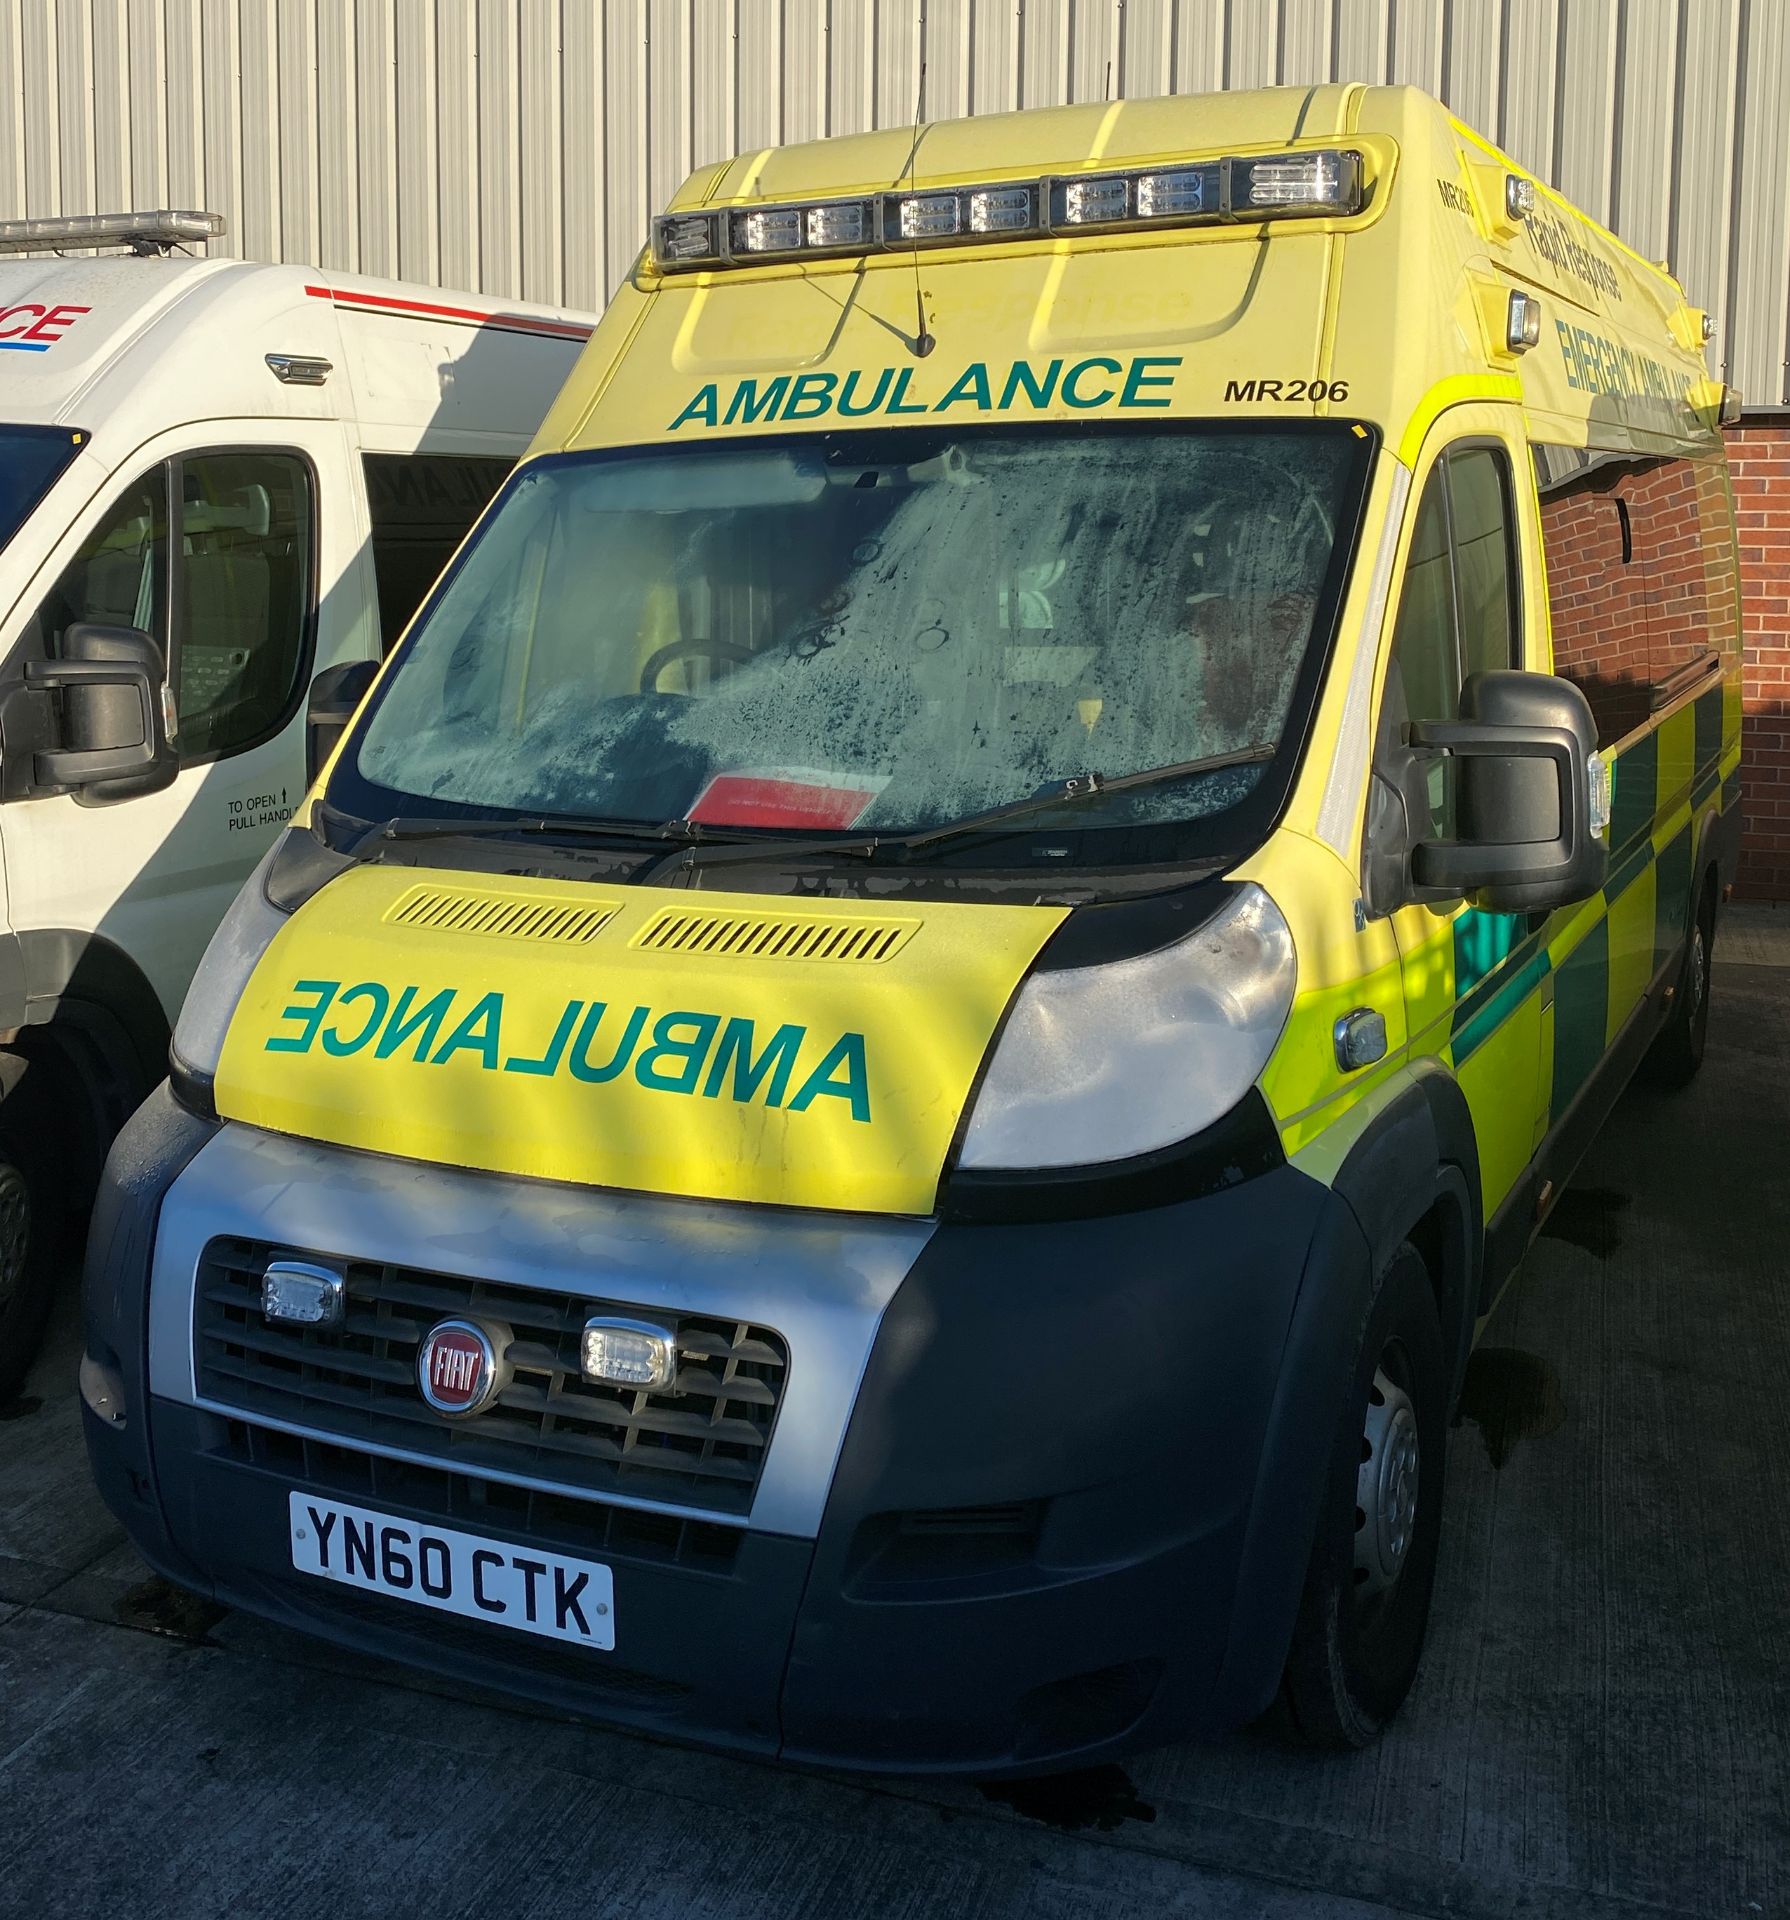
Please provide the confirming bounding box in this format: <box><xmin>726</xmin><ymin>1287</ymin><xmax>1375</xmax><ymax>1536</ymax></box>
<box><xmin>667</xmin><ymin>354</ymin><xmax>1181</xmax><ymax>430</ymax></box>
<box><xmin>263</xmin><ymin>978</ymin><xmax>873</xmax><ymax>1122</ymax></box>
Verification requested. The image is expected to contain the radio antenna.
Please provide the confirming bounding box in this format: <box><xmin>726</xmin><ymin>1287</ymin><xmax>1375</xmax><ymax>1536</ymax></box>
<box><xmin>905</xmin><ymin>35</ymin><xmax>933</xmax><ymax>358</ymax></box>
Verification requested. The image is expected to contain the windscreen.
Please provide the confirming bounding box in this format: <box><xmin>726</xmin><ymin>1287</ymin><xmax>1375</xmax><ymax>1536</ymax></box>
<box><xmin>341</xmin><ymin>424</ymin><xmax>1371</xmax><ymax>862</ymax></box>
<box><xmin>0</xmin><ymin>425</ymin><xmax>84</xmax><ymax>559</ymax></box>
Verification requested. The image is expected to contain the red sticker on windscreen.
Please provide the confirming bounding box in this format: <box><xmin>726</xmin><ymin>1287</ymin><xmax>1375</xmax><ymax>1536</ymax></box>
<box><xmin>688</xmin><ymin>771</ymin><xmax>884</xmax><ymax>830</ymax></box>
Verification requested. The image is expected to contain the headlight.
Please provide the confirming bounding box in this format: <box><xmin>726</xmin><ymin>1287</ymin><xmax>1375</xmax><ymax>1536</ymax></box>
<box><xmin>956</xmin><ymin>884</ymin><xmax>1296</xmax><ymax>1171</ymax></box>
<box><xmin>168</xmin><ymin>833</ymin><xmax>294</xmax><ymax>1112</ymax></box>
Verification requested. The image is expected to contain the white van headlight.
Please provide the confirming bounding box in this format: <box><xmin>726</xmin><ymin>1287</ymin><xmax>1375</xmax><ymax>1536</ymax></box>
<box><xmin>956</xmin><ymin>884</ymin><xmax>1296</xmax><ymax>1172</ymax></box>
<box><xmin>169</xmin><ymin>834</ymin><xmax>294</xmax><ymax>1111</ymax></box>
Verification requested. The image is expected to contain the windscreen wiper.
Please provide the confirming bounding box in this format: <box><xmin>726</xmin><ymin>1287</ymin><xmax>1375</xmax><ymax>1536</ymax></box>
<box><xmin>371</xmin><ymin>813</ymin><xmax>742</xmax><ymax>848</ymax></box>
<box><xmin>643</xmin><ymin>741</ymin><xmax>1277</xmax><ymax>880</ymax></box>
<box><xmin>891</xmin><ymin>741</ymin><xmax>1278</xmax><ymax>852</ymax></box>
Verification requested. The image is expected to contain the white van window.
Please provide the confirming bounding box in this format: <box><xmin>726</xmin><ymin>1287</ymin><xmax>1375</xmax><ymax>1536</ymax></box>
<box><xmin>32</xmin><ymin>466</ymin><xmax>170</xmax><ymax>656</ymax></box>
<box><xmin>349</xmin><ymin>428</ymin><xmax>1366</xmax><ymax>851</ymax></box>
<box><xmin>172</xmin><ymin>450</ymin><xmax>314</xmax><ymax>761</ymax></box>
<box><xmin>29</xmin><ymin>449</ymin><xmax>314</xmax><ymax>769</ymax></box>
<box><xmin>362</xmin><ymin>453</ymin><xmax>513</xmax><ymax>651</ymax></box>
<box><xmin>0</xmin><ymin>425</ymin><xmax>85</xmax><ymax>558</ymax></box>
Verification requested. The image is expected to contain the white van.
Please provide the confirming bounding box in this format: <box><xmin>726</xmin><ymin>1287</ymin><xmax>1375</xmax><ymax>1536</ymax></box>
<box><xmin>0</xmin><ymin>211</ymin><xmax>592</xmax><ymax>1394</ymax></box>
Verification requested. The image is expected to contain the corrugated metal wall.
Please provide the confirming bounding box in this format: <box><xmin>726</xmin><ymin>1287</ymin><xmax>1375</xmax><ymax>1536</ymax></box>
<box><xmin>2</xmin><ymin>0</ymin><xmax>1787</xmax><ymax>401</ymax></box>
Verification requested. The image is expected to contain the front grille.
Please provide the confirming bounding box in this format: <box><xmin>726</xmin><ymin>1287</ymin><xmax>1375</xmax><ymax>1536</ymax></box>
<box><xmin>195</xmin><ymin>1239</ymin><xmax>788</xmax><ymax>1518</ymax></box>
<box><xmin>214</xmin><ymin>1417</ymin><xmax>743</xmax><ymax>1574</ymax></box>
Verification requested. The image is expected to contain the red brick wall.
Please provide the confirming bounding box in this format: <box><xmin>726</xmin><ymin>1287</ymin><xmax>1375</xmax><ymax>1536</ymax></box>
<box><xmin>1731</xmin><ymin>420</ymin><xmax>1790</xmax><ymax>900</ymax></box>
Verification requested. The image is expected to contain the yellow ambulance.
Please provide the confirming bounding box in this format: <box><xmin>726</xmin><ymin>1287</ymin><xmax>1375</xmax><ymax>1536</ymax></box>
<box><xmin>83</xmin><ymin>84</ymin><xmax>1742</xmax><ymax>1769</ymax></box>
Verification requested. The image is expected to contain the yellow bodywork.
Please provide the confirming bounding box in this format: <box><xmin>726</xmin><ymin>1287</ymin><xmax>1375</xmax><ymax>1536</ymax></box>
<box><xmin>216</xmin><ymin>866</ymin><xmax>1064</xmax><ymax>1214</ymax></box>
<box><xmin>271</xmin><ymin>83</ymin><xmax>1732</xmax><ymax>1228</ymax></box>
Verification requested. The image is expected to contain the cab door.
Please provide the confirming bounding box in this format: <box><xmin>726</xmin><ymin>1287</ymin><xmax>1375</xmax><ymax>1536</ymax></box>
<box><xmin>0</xmin><ymin>418</ymin><xmax>377</xmax><ymax>1021</ymax></box>
<box><xmin>1378</xmin><ymin>413</ymin><xmax>1549</xmax><ymax>1227</ymax></box>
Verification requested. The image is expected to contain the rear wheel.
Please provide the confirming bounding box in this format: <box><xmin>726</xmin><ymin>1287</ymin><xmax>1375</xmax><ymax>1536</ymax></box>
<box><xmin>1280</xmin><ymin>1243</ymin><xmax>1448</xmax><ymax>1748</ymax></box>
<box><xmin>1643</xmin><ymin>880</ymin><xmax>1716</xmax><ymax>1090</ymax></box>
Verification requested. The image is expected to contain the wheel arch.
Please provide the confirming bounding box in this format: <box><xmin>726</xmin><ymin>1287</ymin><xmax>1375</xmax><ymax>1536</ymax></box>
<box><xmin>1330</xmin><ymin>1066</ymin><xmax>1482</xmax><ymax>1407</ymax></box>
<box><xmin>4</xmin><ymin>928</ymin><xmax>171</xmax><ymax>1210</ymax></box>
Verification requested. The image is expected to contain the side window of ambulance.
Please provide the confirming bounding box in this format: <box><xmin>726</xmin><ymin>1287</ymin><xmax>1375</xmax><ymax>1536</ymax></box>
<box><xmin>362</xmin><ymin>453</ymin><xmax>513</xmax><ymax>652</ymax></box>
<box><xmin>173</xmin><ymin>451</ymin><xmax>314</xmax><ymax>762</ymax></box>
<box><xmin>1385</xmin><ymin>446</ymin><xmax>1520</xmax><ymax>834</ymax></box>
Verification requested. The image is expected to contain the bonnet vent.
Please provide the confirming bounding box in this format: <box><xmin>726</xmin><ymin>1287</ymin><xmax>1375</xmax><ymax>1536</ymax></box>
<box><xmin>632</xmin><ymin>907</ymin><xmax>915</xmax><ymax>963</ymax></box>
<box><xmin>384</xmin><ymin>886</ymin><xmax>619</xmax><ymax>945</ymax></box>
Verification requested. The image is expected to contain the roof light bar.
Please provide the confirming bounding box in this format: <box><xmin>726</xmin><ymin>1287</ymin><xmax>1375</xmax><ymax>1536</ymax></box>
<box><xmin>650</xmin><ymin>147</ymin><xmax>1365</xmax><ymax>272</ymax></box>
<box><xmin>0</xmin><ymin>209</ymin><xmax>224</xmax><ymax>256</ymax></box>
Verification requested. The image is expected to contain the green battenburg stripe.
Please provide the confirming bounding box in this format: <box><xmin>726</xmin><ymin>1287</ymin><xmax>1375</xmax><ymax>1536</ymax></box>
<box><xmin>1606</xmin><ymin>835</ymin><xmax>1653</xmax><ymax>902</ymax></box>
<box><xmin>1454</xmin><ymin>948</ymin><xmax>1550</xmax><ymax>1064</ymax></box>
<box><xmin>1551</xmin><ymin>914</ymin><xmax>1610</xmax><ymax>1113</ymax></box>
<box><xmin>1653</xmin><ymin>824</ymin><xmax>1692</xmax><ymax>974</ymax></box>
<box><xmin>1694</xmin><ymin>683</ymin><xmax>1723</xmax><ymax>776</ymax></box>
<box><xmin>1608</xmin><ymin>727</ymin><xmax>1658</xmax><ymax>859</ymax></box>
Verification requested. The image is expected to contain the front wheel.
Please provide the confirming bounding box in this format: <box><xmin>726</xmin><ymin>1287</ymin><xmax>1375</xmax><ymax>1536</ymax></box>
<box><xmin>1280</xmin><ymin>1243</ymin><xmax>1448</xmax><ymax>1748</ymax></box>
<box><xmin>1642</xmin><ymin>881</ymin><xmax>1715</xmax><ymax>1090</ymax></box>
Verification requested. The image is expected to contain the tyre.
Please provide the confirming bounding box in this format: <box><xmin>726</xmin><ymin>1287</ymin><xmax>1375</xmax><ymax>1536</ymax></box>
<box><xmin>1280</xmin><ymin>1242</ymin><xmax>1448</xmax><ymax>1749</ymax></box>
<box><xmin>1642</xmin><ymin>879</ymin><xmax>1715</xmax><ymax>1091</ymax></box>
<box><xmin>0</xmin><ymin>1090</ymin><xmax>62</xmax><ymax>1405</ymax></box>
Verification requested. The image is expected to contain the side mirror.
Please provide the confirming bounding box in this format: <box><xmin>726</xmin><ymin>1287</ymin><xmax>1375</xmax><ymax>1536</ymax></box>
<box><xmin>306</xmin><ymin>658</ymin><xmax>378</xmax><ymax>784</ymax></box>
<box><xmin>20</xmin><ymin>622</ymin><xmax>177</xmax><ymax>804</ymax></box>
<box><xmin>1407</xmin><ymin>670</ymin><xmax>1608</xmax><ymax>913</ymax></box>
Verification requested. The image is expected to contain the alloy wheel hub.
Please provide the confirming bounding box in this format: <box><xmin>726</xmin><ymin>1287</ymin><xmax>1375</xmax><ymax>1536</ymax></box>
<box><xmin>1355</xmin><ymin>1365</ymin><xmax>1420</xmax><ymax>1600</ymax></box>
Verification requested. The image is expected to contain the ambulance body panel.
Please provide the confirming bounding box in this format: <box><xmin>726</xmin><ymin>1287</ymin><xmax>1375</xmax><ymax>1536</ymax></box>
<box><xmin>0</xmin><ymin>244</ymin><xmax>593</xmax><ymax>1395</ymax></box>
<box><xmin>82</xmin><ymin>90</ymin><xmax>1741</xmax><ymax>1770</ymax></box>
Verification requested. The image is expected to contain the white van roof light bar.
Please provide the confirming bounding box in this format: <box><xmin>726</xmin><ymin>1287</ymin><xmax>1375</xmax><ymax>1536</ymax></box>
<box><xmin>652</xmin><ymin>147</ymin><xmax>1363</xmax><ymax>272</ymax></box>
<box><xmin>0</xmin><ymin>209</ymin><xmax>224</xmax><ymax>257</ymax></box>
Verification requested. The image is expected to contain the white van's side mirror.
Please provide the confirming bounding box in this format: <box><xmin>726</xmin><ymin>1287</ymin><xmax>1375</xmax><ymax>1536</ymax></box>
<box><xmin>306</xmin><ymin>659</ymin><xmax>379</xmax><ymax>785</ymax></box>
<box><xmin>17</xmin><ymin>622</ymin><xmax>177</xmax><ymax>805</ymax></box>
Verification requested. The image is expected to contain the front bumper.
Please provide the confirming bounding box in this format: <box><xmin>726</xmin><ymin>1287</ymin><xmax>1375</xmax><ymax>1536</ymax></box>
<box><xmin>84</xmin><ymin>1088</ymin><xmax>1372</xmax><ymax>1775</ymax></box>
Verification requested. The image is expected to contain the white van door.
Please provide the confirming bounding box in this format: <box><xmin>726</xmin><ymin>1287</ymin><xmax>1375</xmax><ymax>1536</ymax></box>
<box><xmin>0</xmin><ymin>418</ymin><xmax>377</xmax><ymax>1021</ymax></box>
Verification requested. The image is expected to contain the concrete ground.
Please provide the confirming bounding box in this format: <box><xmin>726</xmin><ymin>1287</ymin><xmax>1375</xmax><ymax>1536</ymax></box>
<box><xmin>3</xmin><ymin>907</ymin><xmax>1788</xmax><ymax>1920</ymax></box>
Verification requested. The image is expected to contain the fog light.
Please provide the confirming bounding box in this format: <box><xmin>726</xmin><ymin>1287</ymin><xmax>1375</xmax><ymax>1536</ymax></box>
<box><xmin>582</xmin><ymin>1317</ymin><xmax>678</xmax><ymax>1390</ymax></box>
<box><xmin>262</xmin><ymin>1259</ymin><xmax>345</xmax><ymax>1328</ymax></box>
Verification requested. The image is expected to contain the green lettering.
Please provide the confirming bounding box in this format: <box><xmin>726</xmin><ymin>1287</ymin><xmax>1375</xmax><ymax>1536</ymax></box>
<box><xmin>886</xmin><ymin>367</ymin><xmax>929</xmax><ymax>414</ymax></box>
<box><xmin>1062</xmin><ymin>357</ymin><xmax>1122</xmax><ymax>408</ymax></box>
<box><xmin>634</xmin><ymin>1011</ymin><xmax>721</xmax><ymax>1094</ymax></box>
<box><xmin>837</xmin><ymin>367</ymin><xmax>894</xmax><ymax>416</ymax></box>
<box><xmin>933</xmin><ymin>361</ymin><xmax>991</xmax><ymax>411</ymax></box>
<box><xmin>265</xmin><ymin>979</ymin><xmax>339</xmax><ymax>1054</ymax></box>
<box><xmin>1119</xmin><ymin>355</ymin><xmax>1180</xmax><ymax>408</ymax></box>
<box><xmin>374</xmin><ymin>986</ymin><xmax>455</xmax><ymax>1062</ymax></box>
<box><xmin>724</xmin><ymin>375</ymin><xmax>791</xmax><ymax>425</ymax></box>
<box><xmin>431</xmin><ymin>991</ymin><xmax>504</xmax><ymax>1069</ymax></box>
<box><xmin>667</xmin><ymin>384</ymin><xmax>719</xmax><ymax>431</ymax></box>
<box><xmin>321</xmin><ymin>982</ymin><xmax>390</xmax><ymax>1057</ymax></box>
<box><xmin>788</xmin><ymin>1031</ymin><xmax>871</xmax><ymax>1123</ymax></box>
<box><xmin>783</xmin><ymin>371</ymin><xmax>837</xmax><ymax>419</ymax></box>
<box><xmin>701</xmin><ymin>1018</ymin><xmax>805</xmax><ymax>1107</ymax></box>
<box><xmin>1555</xmin><ymin>319</ymin><xmax>1580</xmax><ymax>389</ymax></box>
<box><xmin>567</xmin><ymin>1002</ymin><xmax>648</xmax><ymax>1082</ymax></box>
<box><xmin>504</xmin><ymin>999</ymin><xmax>583</xmax><ymax>1076</ymax></box>
<box><xmin>999</xmin><ymin>358</ymin><xmax>1061</xmax><ymax>409</ymax></box>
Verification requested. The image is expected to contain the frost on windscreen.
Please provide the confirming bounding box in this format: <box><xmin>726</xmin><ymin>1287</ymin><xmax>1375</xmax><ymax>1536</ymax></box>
<box><xmin>357</xmin><ymin>433</ymin><xmax>1348</xmax><ymax>833</ymax></box>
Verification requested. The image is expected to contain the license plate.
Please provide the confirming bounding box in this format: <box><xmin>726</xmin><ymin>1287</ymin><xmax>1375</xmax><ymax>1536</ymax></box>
<box><xmin>288</xmin><ymin>1492</ymin><xmax>615</xmax><ymax>1650</ymax></box>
